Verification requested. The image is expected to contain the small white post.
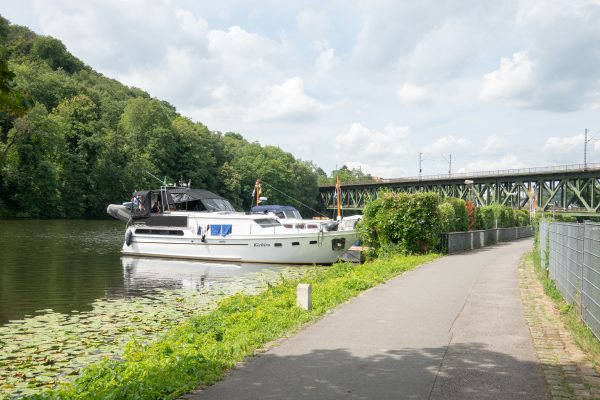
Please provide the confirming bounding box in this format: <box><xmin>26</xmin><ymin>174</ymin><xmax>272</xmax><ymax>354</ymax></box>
<box><xmin>296</xmin><ymin>283</ymin><xmax>312</xmax><ymax>310</ymax></box>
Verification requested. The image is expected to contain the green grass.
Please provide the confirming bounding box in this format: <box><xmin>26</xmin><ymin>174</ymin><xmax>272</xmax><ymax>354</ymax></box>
<box><xmin>27</xmin><ymin>253</ymin><xmax>439</xmax><ymax>399</ymax></box>
<box><xmin>529</xmin><ymin>248</ymin><xmax>600</xmax><ymax>368</ymax></box>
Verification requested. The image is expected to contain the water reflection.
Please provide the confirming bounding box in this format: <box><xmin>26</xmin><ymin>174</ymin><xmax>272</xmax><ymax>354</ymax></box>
<box><xmin>0</xmin><ymin>219</ymin><xmax>299</xmax><ymax>326</ymax></box>
<box><xmin>0</xmin><ymin>220</ymin><xmax>124</xmax><ymax>324</ymax></box>
<box><xmin>120</xmin><ymin>257</ymin><xmax>279</xmax><ymax>293</ymax></box>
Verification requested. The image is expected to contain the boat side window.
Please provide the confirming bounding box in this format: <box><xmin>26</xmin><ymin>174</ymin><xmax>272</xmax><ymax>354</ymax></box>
<box><xmin>131</xmin><ymin>193</ymin><xmax>150</xmax><ymax>218</ymax></box>
<box><xmin>275</xmin><ymin>211</ymin><xmax>285</xmax><ymax>219</ymax></box>
<box><xmin>150</xmin><ymin>192</ymin><xmax>162</xmax><ymax>213</ymax></box>
<box><xmin>254</xmin><ymin>218</ymin><xmax>281</xmax><ymax>228</ymax></box>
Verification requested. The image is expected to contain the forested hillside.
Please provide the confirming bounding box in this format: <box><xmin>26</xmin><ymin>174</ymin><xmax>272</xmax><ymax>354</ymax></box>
<box><xmin>0</xmin><ymin>15</ymin><xmax>322</xmax><ymax>218</ymax></box>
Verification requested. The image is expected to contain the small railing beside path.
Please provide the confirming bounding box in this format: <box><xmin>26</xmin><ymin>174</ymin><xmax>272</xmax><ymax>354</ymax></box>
<box><xmin>440</xmin><ymin>226</ymin><xmax>534</xmax><ymax>254</ymax></box>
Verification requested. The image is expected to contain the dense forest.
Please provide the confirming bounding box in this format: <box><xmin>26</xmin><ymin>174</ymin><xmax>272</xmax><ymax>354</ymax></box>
<box><xmin>0</xmin><ymin>16</ymin><xmax>374</xmax><ymax>219</ymax></box>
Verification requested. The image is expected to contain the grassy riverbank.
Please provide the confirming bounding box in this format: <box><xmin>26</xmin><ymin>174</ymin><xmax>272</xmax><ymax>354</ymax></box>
<box><xmin>27</xmin><ymin>254</ymin><xmax>438</xmax><ymax>399</ymax></box>
<box><xmin>530</xmin><ymin>249</ymin><xmax>600</xmax><ymax>367</ymax></box>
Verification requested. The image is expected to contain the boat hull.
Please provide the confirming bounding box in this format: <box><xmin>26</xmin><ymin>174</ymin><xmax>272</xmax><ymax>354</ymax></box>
<box><xmin>121</xmin><ymin>230</ymin><xmax>359</xmax><ymax>265</ymax></box>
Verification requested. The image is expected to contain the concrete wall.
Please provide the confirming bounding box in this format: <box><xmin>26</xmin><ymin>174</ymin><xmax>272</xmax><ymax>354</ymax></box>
<box><xmin>440</xmin><ymin>226</ymin><xmax>534</xmax><ymax>254</ymax></box>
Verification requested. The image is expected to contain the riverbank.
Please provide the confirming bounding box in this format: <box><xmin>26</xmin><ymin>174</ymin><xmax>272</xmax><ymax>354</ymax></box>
<box><xmin>16</xmin><ymin>253</ymin><xmax>438</xmax><ymax>399</ymax></box>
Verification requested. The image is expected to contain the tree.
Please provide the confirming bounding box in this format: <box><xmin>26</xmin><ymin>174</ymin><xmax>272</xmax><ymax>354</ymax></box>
<box><xmin>329</xmin><ymin>165</ymin><xmax>376</xmax><ymax>184</ymax></box>
<box><xmin>30</xmin><ymin>36</ymin><xmax>84</xmax><ymax>74</ymax></box>
<box><xmin>1</xmin><ymin>104</ymin><xmax>62</xmax><ymax>217</ymax></box>
<box><xmin>0</xmin><ymin>50</ymin><xmax>34</xmax><ymax>167</ymax></box>
<box><xmin>51</xmin><ymin>94</ymin><xmax>100</xmax><ymax>217</ymax></box>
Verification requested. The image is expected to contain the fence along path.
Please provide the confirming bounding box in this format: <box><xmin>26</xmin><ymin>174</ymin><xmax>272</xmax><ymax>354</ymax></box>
<box><xmin>540</xmin><ymin>221</ymin><xmax>600</xmax><ymax>338</ymax></box>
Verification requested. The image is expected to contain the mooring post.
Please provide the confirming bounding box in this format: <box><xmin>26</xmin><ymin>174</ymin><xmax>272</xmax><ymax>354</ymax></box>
<box><xmin>296</xmin><ymin>283</ymin><xmax>312</xmax><ymax>310</ymax></box>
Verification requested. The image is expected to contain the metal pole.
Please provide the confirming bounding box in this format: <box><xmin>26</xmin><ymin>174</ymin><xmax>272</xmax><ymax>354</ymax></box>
<box><xmin>584</xmin><ymin>128</ymin><xmax>588</xmax><ymax>169</ymax></box>
<box><xmin>449</xmin><ymin>154</ymin><xmax>452</xmax><ymax>176</ymax></box>
<box><xmin>419</xmin><ymin>152</ymin><xmax>422</xmax><ymax>180</ymax></box>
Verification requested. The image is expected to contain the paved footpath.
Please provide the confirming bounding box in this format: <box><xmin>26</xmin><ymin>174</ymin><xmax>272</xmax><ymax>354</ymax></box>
<box><xmin>191</xmin><ymin>239</ymin><xmax>549</xmax><ymax>400</ymax></box>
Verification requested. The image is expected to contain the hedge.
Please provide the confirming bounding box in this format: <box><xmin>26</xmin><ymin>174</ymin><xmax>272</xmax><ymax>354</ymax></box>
<box><xmin>358</xmin><ymin>191</ymin><xmax>441</xmax><ymax>255</ymax></box>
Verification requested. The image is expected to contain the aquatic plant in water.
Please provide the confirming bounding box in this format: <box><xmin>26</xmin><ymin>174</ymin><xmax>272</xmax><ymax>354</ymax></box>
<box><xmin>0</xmin><ymin>267</ymin><xmax>315</xmax><ymax>398</ymax></box>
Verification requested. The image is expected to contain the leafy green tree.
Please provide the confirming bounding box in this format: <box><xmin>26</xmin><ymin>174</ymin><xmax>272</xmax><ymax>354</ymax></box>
<box><xmin>30</xmin><ymin>36</ymin><xmax>84</xmax><ymax>73</ymax></box>
<box><xmin>218</xmin><ymin>162</ymin><xmax>242</xmax><ymax>208</ymax></box>
<box><xmin>329</xmin><ymin>165</ymin><xmax>376</xmax><ymax>185</ymax></box>
<box><xmin>51</xmin><ymin>94</ymin><xmax>100</xmax><ymax>217</ymax></box>
<box><xmin>1</xmin><ymin>104</ymin><xmax>62</xmax><ymax>217</ymax></box>
<box><xmin>171</xmin><ymin>117</ymin><xmax>218</xmax><ymax>190</ymax></box>
<box><xmin>0</xmin><ymin>52</ymin><xmax>34</xmax><ymax>166</ymax></box>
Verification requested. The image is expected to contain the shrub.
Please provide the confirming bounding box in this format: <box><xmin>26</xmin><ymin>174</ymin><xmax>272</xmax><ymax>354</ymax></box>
<box><xmin>497</xmin><ymin>206</ymin><xmax>515</xmax><ymax>228</ymax></box>
<box><xmin>437</xmin><ymin>202</ymin><xmax>456</xmax><ymax>233</ymax></box>
<box><xmin>359</xmin><ymin>191</ymin><xmax>441</xmax><ymax>255</ymax></box>
<box><xmin>466</xmin><ymin>201</ymin><xmax>476</xmax><ymax>231</ymax></box>
<box><xmin>475</xmin><ymin>206</ymin><xmax>495</xmax><ymax>230</ymax></box>
<box><xmin>446</xmin><ymin>197</ymin><xmax>468</xmax><ymax>232</ymax></box>
<box><xmin>515</xmin><ymin>209</ymin><xmax>530</xmax><ymax>226</ymax></box>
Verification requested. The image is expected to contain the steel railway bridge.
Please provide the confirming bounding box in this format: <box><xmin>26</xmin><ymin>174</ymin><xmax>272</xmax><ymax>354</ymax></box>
<box><xmin>318</xmin><ymin>163</ymin><xmax>600</xmax><ymax>216</ymax></box>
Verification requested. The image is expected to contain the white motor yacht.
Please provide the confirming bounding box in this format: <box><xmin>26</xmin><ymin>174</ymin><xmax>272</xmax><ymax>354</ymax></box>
<box><xmin>107</xmin><ymin>186</ymin><xmax>358</xmax><ymax>265</ymax></box>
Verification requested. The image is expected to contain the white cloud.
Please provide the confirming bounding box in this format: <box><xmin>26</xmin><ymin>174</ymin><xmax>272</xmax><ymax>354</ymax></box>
<box><xmin>542</xmin><ymin>134</ymin><xmax>584</xmax><ymax>155</ymax></box>
<box><xmin>423</xmin><ymin>135</ymin><xmax>470</xmax><ymax>155</ymax></box>
<box><xmin>334</xmin><ymin>123</ymin><xmax>411</xmax><ymax>178</ymax></box>
<box><xmin>297</xmin><ymin>8</ymin><xmax>330</xmax><ymax>39</ymax></box>
<box><xmin>482</xmin><ymin>135</ymin><xmax>508</xmax><ymax>154</ymax></box>
<box><xmin>458</xmin><ymin>155</ymin><xmax>527</xmax><ymax>173</ymax></box>
<box><xmin>253</xmin><ymin>77</ymin><xmax>328</xmax><ymax>122</ymax></box>
<box><xmin>480</xmin><ymin>51</ymin><xmax>534</xmax><ymax>102</ymax></box>
<box><xmin>482</xmin><ymin>1</ymin><xmax>600</xmax><ymax>111</ymax></box>
<box><xmin>314</xmin><ymin>41</ymin><xmax>338</xmax><ymax>77</ymax></box>
<box><xmin>397</xmin><ymin>83</ymin><xmax>433</xmax><ymax>105</ymax></box>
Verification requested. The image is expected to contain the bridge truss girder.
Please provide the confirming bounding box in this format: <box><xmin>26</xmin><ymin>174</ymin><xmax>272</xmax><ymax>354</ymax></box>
<box><xmin>318</xmin><ymin>172</ymin><xmax>600</xmax><ymax>215</ymax></box>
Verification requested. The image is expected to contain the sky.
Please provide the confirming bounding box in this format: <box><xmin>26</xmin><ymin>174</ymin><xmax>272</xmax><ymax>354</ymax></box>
<box><xmin>2</xmin><ymin>0</ymin><xmax>600</xmax><ymax>179</ymax></box>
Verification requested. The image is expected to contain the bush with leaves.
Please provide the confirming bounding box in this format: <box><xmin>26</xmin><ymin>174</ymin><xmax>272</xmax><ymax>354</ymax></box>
<box><xmin>515</xmin><ymin>209</ymin><xmax>530</xmax><ymax>226</ymax></box>
<box><xmin>466</xmin><ymin>201</ymin><xmax>476</xmax><ymax>231</ymax></box>
<box><xmin>437</xmin><ymin>202</ymin><xmax>456</xmax><ymax>233</ymax></box>
<box><xmin>359</xmin><ymin>191</ymin><xmax>441</xmax><ymax>255</ymax></box>
<box><xmin>475</xmin><ymin>206</ymin><xmax>495</xmax><ymax>230</ymax></box>
<box><xmin>444</xmin><ymin>197</ymin><xmax>468</xmax><ymax>231</ymax></box>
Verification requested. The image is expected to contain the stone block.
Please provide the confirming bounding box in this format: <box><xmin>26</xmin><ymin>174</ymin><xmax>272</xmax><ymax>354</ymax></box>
<box><xmin>297</xmin><ymin>283</ymin><xmax>312</xmax><ymax>311</ymax></box>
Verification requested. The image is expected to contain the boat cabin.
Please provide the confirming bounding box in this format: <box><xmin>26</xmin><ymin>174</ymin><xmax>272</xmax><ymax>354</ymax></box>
<box><xmin>250</xmin><ymin>205</ymin><xmax>302</xmax><ymax>220</ymax></box>
<box><xmin>130</xmin><ymin>187</ymin><xmax>235</xmax><ymax>219</ymax></box>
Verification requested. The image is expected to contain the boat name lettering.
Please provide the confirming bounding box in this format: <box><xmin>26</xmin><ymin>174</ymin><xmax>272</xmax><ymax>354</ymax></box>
<box><xmin>254</xmin><ymin>243</ymin><xmax>271</xmax><ymax>247</ymax></box>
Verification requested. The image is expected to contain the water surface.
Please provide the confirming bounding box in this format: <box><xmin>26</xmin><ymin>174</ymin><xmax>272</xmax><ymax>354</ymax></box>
<box><xmin>0</xmin><ymin>219</ymin><xmax>286</xmax><ymax>325</ymax></box>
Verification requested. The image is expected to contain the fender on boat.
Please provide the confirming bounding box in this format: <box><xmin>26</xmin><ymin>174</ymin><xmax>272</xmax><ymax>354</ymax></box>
<box><xmin>125</xmin><ymin>229</ymin><xmax>132</xmax><ymax>246</ymax></box>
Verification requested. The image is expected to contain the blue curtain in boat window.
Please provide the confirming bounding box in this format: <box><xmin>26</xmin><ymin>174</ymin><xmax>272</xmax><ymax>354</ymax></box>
<box><xmin>197</xmin><ymin>226</ymin><xmax>202</xmax><ymax>235</ymax></box>
<box><xmin>221</xmin><ymin>224</ymin><xmax>232</xmax><ymax>236</ymax></box>
<box><xmin>209</xmin><ymin>224</ymin><xmax>232</xmax><ymax>237</ymax></box>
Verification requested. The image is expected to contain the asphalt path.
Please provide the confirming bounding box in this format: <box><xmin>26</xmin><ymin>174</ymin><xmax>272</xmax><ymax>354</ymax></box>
<box><xmin>193</xmin><ymin>238</ymin><xmax>548</xmax><ymax>399</ymax></box>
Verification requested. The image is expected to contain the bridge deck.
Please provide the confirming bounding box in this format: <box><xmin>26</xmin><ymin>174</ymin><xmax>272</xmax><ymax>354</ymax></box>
<box><xmin>318</xmin><ymin>163</ymin><xmax>600</xmax><ymax>214</ymax></box>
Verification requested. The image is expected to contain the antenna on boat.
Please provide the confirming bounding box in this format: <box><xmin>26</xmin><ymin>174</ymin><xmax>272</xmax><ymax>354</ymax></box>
<box><xmin>145</xmin><ymin>171</ymin><xmax>167</xmax><ymax>186</ymax></box>
<box><xmin>260</xmin><ymin>180</ymin><xmax>329</xmax><ymax>218</ymax></box>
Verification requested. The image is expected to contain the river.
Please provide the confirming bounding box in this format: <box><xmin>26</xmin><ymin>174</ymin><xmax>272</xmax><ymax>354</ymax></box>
<box><xmin>0</xmin><ymin>219</ymin><xmax>300</xmax><ymax>324</ymax></box>
<box><xmin>0</xmin><ymin>219</ymin><xmax>317</xmax><ymax>397</ymax></box>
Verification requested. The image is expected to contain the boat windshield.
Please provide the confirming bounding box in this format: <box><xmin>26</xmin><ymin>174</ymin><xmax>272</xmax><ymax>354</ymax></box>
<box><xmin>284</xmin><ymin>210</ymin><xmax>302</xmax><ymax>219</ymax></box>
<box><xmin>203</xmin><ymin>198</ymin><xmax>236</xmax><ymax>212</ymax></box>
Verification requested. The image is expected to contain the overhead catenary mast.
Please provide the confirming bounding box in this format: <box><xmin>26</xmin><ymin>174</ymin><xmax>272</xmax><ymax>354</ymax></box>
<box><xmin>336</xmin><ymin>175</ymin><xmax>342</xmax><ymax>220</ymax></box>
